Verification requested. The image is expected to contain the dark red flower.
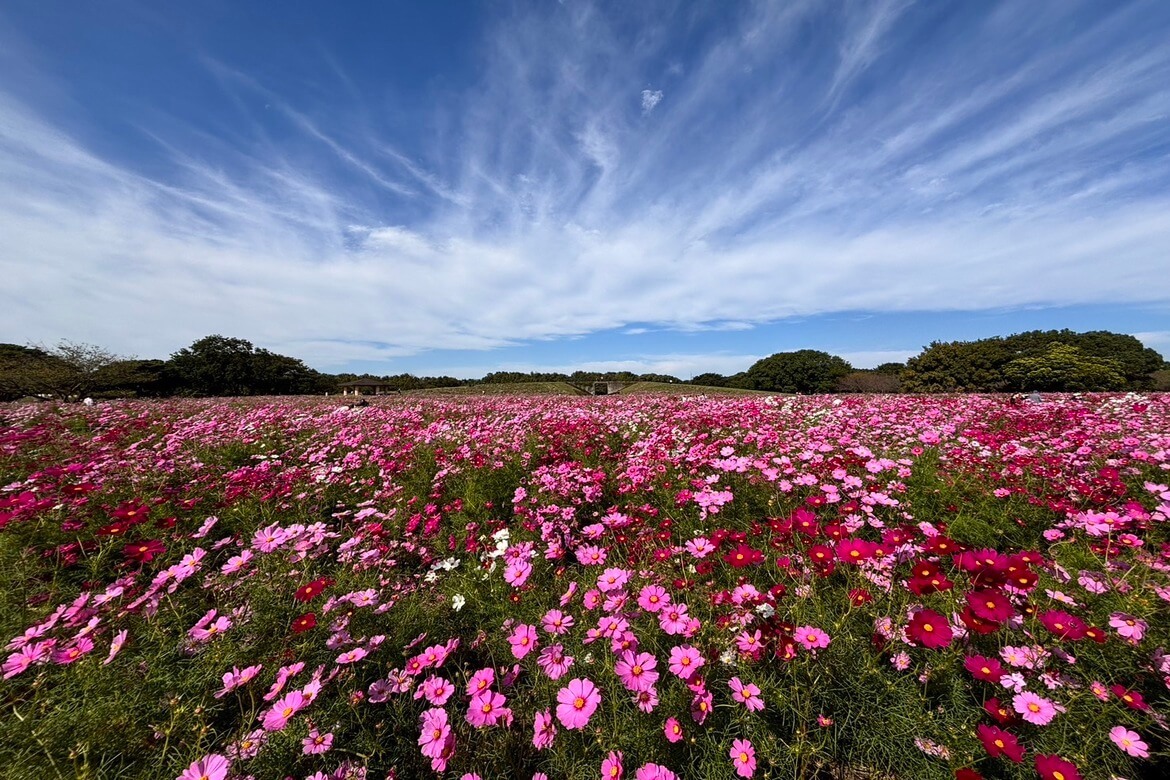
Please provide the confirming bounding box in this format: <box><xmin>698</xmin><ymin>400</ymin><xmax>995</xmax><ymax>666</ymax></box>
<box><xmin>836</xmin><ymin>538</ymin><xmax>874</xmax><ymax>564</ymax></box>
<box><xmin>294</xmin><ymin>577</ymin><xmax>334</xmax><ymax>602</ymax></box>
<box><xmin>97</xmin><ymin>522</ymin><xmax>131</xmax><ymax>537</ymax></box>
<box><xmin>983</xmin><ymin>697</ymin><xmax>1017</xmax><ymax>725</ymax></box>
<box><xmin>291</xmin><ymin>612</ymin><xmax>317</xmax><ymax>634</ymax></box>
<box><xmin>1111</xmin><ymin>685</ymin><xmax>1150</xmax><ymax>711</ymax></box>
<box><xmin>1039</xmin><ymin>610</ymin><xmax>1087</xmax><ymax>641</ymax></box>
<box><xmin>122</xmin><ymin>539</ymin><xmax>165</xmax><ymax>563</ymax></box>
<box><xmin>112</xmin><ymin>501</ymin><xmax>150</xmax><ymax>523</ymax></box>
<box><xmin>976</xmin><ymin>724</ymin><xmax>1025</xmax><ymax>763</ymax></box>
<box><xmin>954</xmin><ymin>769</ymin><xmax>983</xmax><ymax>780</ymax></box>
<box><xmin>723</xmin><ymin>543</ymin><xmax>763</xmax><ymax>568</ymax></box>
<box><xmin>908</xmin><ymin>573</ymin><xmax>953</xmax><ymax>595</ymax></box>
<box><xmin>1035</xmin><ymin>754</ymin><xmax>1081</xmax><ymax>780</ymax></box>
<box><xmin>966</xmin><ymin>589</ymin><xmax>1014</xmax><ymax>622</ymax></box>
<box><xmin>907</xmin><ymin>609</ymin><xmax>952</xmax><ymax>649</ymax></box>
<box><xmin>848</xmin><ymin>588</ymin><xmax>872</xmax><ymax>607</ymax></box>
<box><xmin>960</xmin><ymin>606</ymin><xmax>1002</xmax><ymax>635</ymax></box>
<box><xmin>963</xmin><ymin>655</ymin><xmax>1005</xmax><ymax>683</ymax></box>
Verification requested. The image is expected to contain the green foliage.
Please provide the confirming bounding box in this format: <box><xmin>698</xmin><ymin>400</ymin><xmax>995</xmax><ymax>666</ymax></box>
<box><xmin>1003</xmin><ymin>343</ymin><xmax>1126</xmax><ymax>392</ymax></box>
<box><xmin>902</xmin><ymin>330</ymin><xmax>1165</xmax><ymax>393</ymax></box>
<box><xmin>744</xmin><ymin>350</ymin><xmax>853</xmax><ymax>393</ymax></box>
<box><xmin>167</xmin><ymin>335</ymin><xmax>331</xmax><ymax>397</ymax></box>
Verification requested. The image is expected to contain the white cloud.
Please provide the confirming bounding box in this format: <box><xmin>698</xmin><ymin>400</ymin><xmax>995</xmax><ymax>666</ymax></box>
<box><xmin>1</xmin><ymin>3</ymin><xmax>1169</xmax><ymax>371</ymax></box>
<box><xmin>640</xmin><ymin>89</ymin><xmax>663</xmax><ymax>114</ymax></box>
<box><xmin>1133</xmin><ymin>331</ymin><xmax>1170</xmax><ymax>360</ymax></box>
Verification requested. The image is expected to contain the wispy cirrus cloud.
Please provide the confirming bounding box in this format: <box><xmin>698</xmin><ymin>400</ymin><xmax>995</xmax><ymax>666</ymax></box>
<box><xmin>1</xmin><ymin>1</ymin><xmax>1168</xmax><ymax>372</ymax></box>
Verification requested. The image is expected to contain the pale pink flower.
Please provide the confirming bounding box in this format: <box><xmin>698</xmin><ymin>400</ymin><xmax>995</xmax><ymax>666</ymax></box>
<box><xmin>536</xmin><ymin>644</ymin><xmax>574</xmax><ymax>680</ymax></box>
<box><xmin>104</xmin><ymin>629</ymin><xmax>128</xmax><ymax>664</ymax></box>
<box><xmin>1109</xmin><ymin>726</ymin><xmax>1149</xmax><ymax>758</ymax></box>
<box><xmin>1109</xmin><ymin>612</ymin><xmax>1147</xmax><ymax>643</ymax></box>
<box><xmin>1012</xmin><ymin>691</ymin><xmax>1059</xmax><ymax>726</ymax></box>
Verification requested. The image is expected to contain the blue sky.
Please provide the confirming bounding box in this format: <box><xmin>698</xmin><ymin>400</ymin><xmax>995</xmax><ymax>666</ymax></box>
<box><xmin>2</xmin><ymin>1</ymin><xmax>1169</xmax><ymax>378</ymax></box>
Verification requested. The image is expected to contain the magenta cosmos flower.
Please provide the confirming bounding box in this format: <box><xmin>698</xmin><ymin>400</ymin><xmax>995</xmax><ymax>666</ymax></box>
<box><xmin>667</xmin><ymin>645</ymin><xmax>704</xmax><ymax>679</ymax></box>
<box><xmin>634</xmin><ymin>764</ymin><xmax>678</xmax><ymax>780</ymax></box>
<box><xmin>794</xmin><ymin>625</ymin><xmax>831</xmax><ymax>651</ymax></box>
<box><xmin>728</xmin><ymin>677</ymin><xmax>764</xmax><ymax>711</ymax></box>
<box><xmin>615</xmin><ymin>650</ymin><xmax>659</xmax><ymax>692</ymax></box>
<box><xmin>177</xmin><ymin>753</ymin><xmax>230</xmax><ymax>780</ymax></box>
<box><xmin>556</xmin><ymin>677</ymin><xmax>601</xmax><ymax>729</ymax></box>
<box><xmin>532</xmin><ymin>709</ymin><xmax>556</xmax><ymax>749</ymax></box>
<box><xmin>730</xmin><ymin>739</ymin><xmax>757</xmax><ymax>778</ymax></box>
<box><xmin>261</xmin><ymin>690</ymin><xmax>306</xmax><ymax>731</ymax></box>
<box><xmin>508</xmin><ymin>624</ymin><xmax>539</xmax><ymax>660</ymax></box>
<box><xmin>602</xmin><ymin>750</ymin><xmax>624</xmax><ymax>779</ymax></box>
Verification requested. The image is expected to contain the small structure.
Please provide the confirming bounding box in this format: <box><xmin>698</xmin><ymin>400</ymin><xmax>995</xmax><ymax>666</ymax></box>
<box><xmin>338</xmin><ymin>380</ymin><xmax>399</xmax><ymax>397</ymax></box>
<box><xmin>591</xmin><ymin>381</ymin><xmax>627</xmax><ymax>396</ymax></box>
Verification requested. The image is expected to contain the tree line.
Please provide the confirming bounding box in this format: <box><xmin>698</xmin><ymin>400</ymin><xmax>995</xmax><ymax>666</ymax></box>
<box><xmin>1</xmin><ymin>330</ymin><xmax>1166</xmax><ymax>401</ymax></box>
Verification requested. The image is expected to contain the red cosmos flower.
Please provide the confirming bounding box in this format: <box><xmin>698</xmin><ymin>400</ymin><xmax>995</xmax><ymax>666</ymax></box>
<box><xmin>1038</xmin><ymin>610</ymin><xmax>1087</xmax><ymax>641</ymax></box>
<box><xmin>1111</xmin><ymin>685</ymin><xmax>1150</xmax><ymax>711</ymax></box>
<box><xmin>908</xmin><ymin>573</ymin><xmax>953</xmax><ymax>595</ymax></box>
<box><xmin>723</xmin><ymin>544</ymin><xmax>763</xmax><ymax>568</ymax></box>
<box><xmin>960</xmin><ymin>607</ymin><xmax>1002</xmax><ymax>635</ymax></box>
<box><xmin>963</xmin><ymin>655</ymin><xmax>1005</xmax><ymax>683</ymax></box>
<box><xmin>808</xmin><ymin>545</ymin><xmax>835</xmax><ymax>568</ymax></box>
<box><xmin>910</xmin><ymin>560</ymin><xmax>941</xmax><ymax>580</ymax></box>
<box><xmin>112</xmin><ymin>501</ymin><xmax>150</xmax><ymax>524</ymax></box>
<box><xmin>976</xmin><ymin>724</ymin><xmax>1025</xmax><ymax>762</ymax></box>
<box><xmin>291</xmin><ymin>613</ymin><xmax>317</xmax><ymax>634</ymax></box>
<box><xmin>122</xmin><ymin>539</ymin><xmax>165</xmax><ymax>563</ymax></box>
<box><xmin>954</xmin><ymin>770</ymin><xmax>983</xmax><ymax>780</ymax></box>
<box><xmin>97</xmin><ymin>522</ymin><xmax>131</xmax><ymax>537</ymax></box>
<box><xmin>1081</xmin><ymin>625</ymin><xmax>1106</xmax><ymax>644</ymax></box>
<box><xmin>924</xmin><ymin>535</ymin><xmax>960</xmax><ymax>555</ymax></box>
<box><xmin>907</xmin><ymin>609</ymin><xmax>952</xmax><ymax>649</ymax></box>
<box><xmin>848</xmin><ymin>589</ymin><xmax>872</xmax><ymax>607</ymax></box>
<box><xmin>294</xmin><ymin>577</ymin><xmax>335</xmax><ymax>602</ymax></box>
<box><xmin>983</xmin><ymin>697</ymin><xmax>1017</xmax><ymax>725</ymax></box>
<box><xmin>791</xmin><ymin>508</ymin><xmax>818</xmax><ymax>536</ymax></box>
<box><xmin>1035</xmin><ymin>754</ymin><xmax>1081</xmax><ymax>780</ymax></box>
<box><xmin>966</xmin><ymin>589</ymin><xmax>1014</xmax><ymax>622</ymax></box>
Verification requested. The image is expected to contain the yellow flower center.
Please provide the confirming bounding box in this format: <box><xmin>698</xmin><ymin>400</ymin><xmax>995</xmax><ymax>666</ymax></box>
<box><xmin>574</xmin><ymin>696</ymin><xmax>586</xmax><ymax>709</ymax></box>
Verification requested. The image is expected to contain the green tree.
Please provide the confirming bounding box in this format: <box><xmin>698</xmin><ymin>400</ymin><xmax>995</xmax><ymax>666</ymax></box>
<box><xmin>744</xmin><ymin>350</ymin><xmax>853</xmax><ymax>394</ymax></box>
<box><xmin>1003</xmin><ymin>344</ymin><xmax>1126</xmax><ymax>391</ymax></box>
<box><xmin>0</xmin><ymin>341</ymin><xmax>138</xmax><ymax>401</ymax></box>
<box><xmin>689</xmin><ymin>372</ymin><xmax>728</xmax><ymax>387</ymax></box>
<box><xmin>167</xmin><ymin>336</ymin><xmax>328</xmax><ymax>396</ymax></box>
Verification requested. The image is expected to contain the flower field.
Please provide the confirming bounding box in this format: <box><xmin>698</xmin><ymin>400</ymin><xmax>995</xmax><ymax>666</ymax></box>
<box><xmin>1</xmin><ymin>393</ymin><xmax>1168</xmax><ymax>780</ymax></box>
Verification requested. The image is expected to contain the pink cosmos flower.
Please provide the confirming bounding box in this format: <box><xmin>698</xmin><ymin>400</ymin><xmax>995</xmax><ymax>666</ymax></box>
<box><xmin>226</xmin><ymin>729</ymin><xmax>266</xmax><ymax>761</ymax></box>
<box><xmin>728</xmin><ymin>677</ymin><xmax>764</xmax><ymax>711</ymax></box>
<box><xmin>261</xmin><ymin>690</ymin><xmax>306</xmax><ymax>731</ymax></box>
<box><xmin>467</xmin><ymin>689</ymin><xmax>510</xmax><ymax>728</ymax></box>
<box><xmin>1109</xmin><ymin>612</ymin><xmax>1147</xmax><ymax>643</ymax></box>
<box><xmin>602</xmin><ymin>750</ymin><xmax>624</xmax><ymax>779</ymax></box>
<box><xmin>302</xmin><ymin>728</ymin><xmax>333</xmax><ymax>755</ymax></box>
<box><xmin>615</xmin><ymin>650</ymin><xmax>659</xmax><ymax>692</ymax></box>
<box><xmin>536</xmin><ymin>644</ymin><xmax>574</xmax><ymax>680</ymax></box>
<box><xmin>664</xmin><ymin>717</ymin><xmax>684</xmax><ymax>743</ymax></box>
<box><xmin>555</xmin><ymin>677</ymin><xmax>601</xmax><ymax>729</ymax></box>
<box><xmin>467</xmin><ymin>667</ymin><xmax>494</xmax><ymax>696</ymax></box>
<box><xmin>638</xmin><ymin>585</ymin><xmax>670</xmax><ymax>612</ymax></box>
<box><xmin>504</xmin><ymin>560</ymin><xmax>533</xmax><ymax>587</ymax></box>
<box><xmin>795</xmin><ymin>625</ymin><xmax>831</xmax><ymax>651</ymax></box>
<box><xmin>3</xmin><ymin>645</ymin><xmax>40</xmax><ymax>678</ymax></box>
<box><xmin>1013</xmin><ymin>691</ymin><xmax>1059</xmax><ymax>726</ymax></box>
<box><xmin>635</xmin><ymin>763</ymin><xmax>679</xmax><ymax>780</ymax></box>
<box><xmin>685</xmin><ymin>537</ymin><xmax>715</xmax><ymax>558</ymax></box>
<box><xmin>658</xmin><ymin>604</ymin><xmax>691</xmax><ymax>635</ymax></box>
<box><xmin>1109</xmin><ymin>726</ymin><xmax>1149</xmax><ymax>758</ymax></box>
<box><xmin>575</xmin><ymin>544</ymin><xmax>607</xmax><ymax>566</ymax></box>
<box><xmin>632</xmin><ymin>687</ymin><xmax>660</xmax><ymax>713</ymax></box>
<box><xmin>730</xmin><ymin>739</ymin><xmax>757</xmax><ymax>778</ymax></box>
<box><xmin>541</xmin><ymin>609</ymin><xmax>574</xmax><ymax>635</ymax></box>
<box><xmin>508</xmin><ymin>624</ymin><xmax>539</xmax><ymax>660</ymax></box>
<box><xmin>667</xmin><ymin>645</ymin><xmax>704</xmax><ymax>680</ymax></box>
<box><xmin>412</xmin><ymin>675</ymin><xmax>455</xmax><ymax>706</ymax></box>
<box><xmin>419</xmin><ymin>708</ymin><xmax>453</xmax><ymax>759</ymax></box>
<box><xmin>335</xmin><ymin>647</ymin><xmax>368</xmax><ymax>665</ymax></box>
<box><xmin>104</xmin><ymin>629</ymin><xmax>128</xmax><ymax>665</ymax></box>
<box><xmin>188</xmin><ymin>610</ymin><xmax>231</xmax><ymax>643</ymax></box>
<box><xmin>51</xmin><ymin>636</ymin><xmax>94</xmax><ymax>664</ymax></box>
<box><xmin>596</xmin><ymin>567</ymin><xmax>630</xmax><ymax>592</ymax></box>
<box><xmin>177</xmin><ymin>753</ymin><xmax>230</xmax><ymax>780</ymax></box>
<box><xmin>532</xmin><ymin>709</ymin><xmax>556</xmax><ymax>750</ymax></box>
